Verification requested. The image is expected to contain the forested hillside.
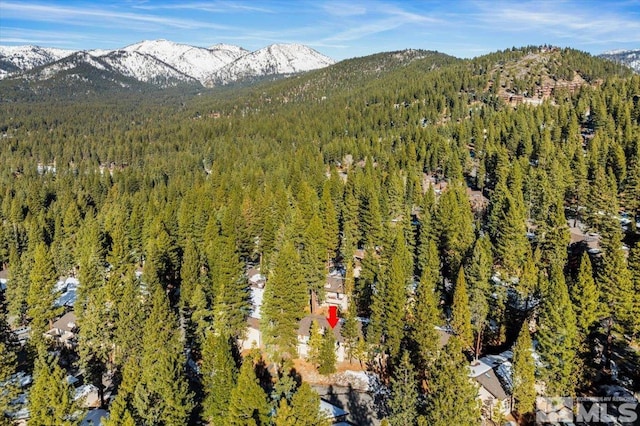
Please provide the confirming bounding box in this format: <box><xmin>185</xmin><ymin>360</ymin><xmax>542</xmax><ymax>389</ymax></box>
<box><xmin>0</xmin><ymin>45</ymin><xmax>639</xmax><ymax>425</ymax></box>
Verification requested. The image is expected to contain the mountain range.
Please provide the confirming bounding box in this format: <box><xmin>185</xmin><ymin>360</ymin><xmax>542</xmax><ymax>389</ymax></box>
<box><xmin>598</xmin><ymin>49</ymin><xmax>640</xmax><ymax>73</ymax></box>
<box><xmin>1</xmin><ymin>41</ymin><xmax>638</xmax><ymax>98</ymax></box>
<box><xmin>0</xmin><ymin>39</ymin><xmax>335</xmax><ymax>88</ymax></box>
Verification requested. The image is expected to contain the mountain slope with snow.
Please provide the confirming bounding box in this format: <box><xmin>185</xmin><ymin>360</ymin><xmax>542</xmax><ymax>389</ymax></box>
<box><xmin>99</xmin><ymin>50</ymin><xmax>197</xmax><ymax>85</ymax></box>
<box><xmin>0</xmin><ymin>45</ymin><xmax>76</xmax><ymax>78</ymax></box>
<box><xmin>207</xmin><ymin>43</ymin><xmax>335</xmax><ymax>86</ymax></box>
<box><xmin>599</xmin><ymin>49</ymin><xmax>640</xmax><ymax>73</ymax></box>
<box><xmin>0</xmin><ymin>40</ymin><xmax>335</xmax><ymax>90</ymax></box>
<box><xmin>122</xmin><ymin>39</ymin><xmax>247</xmax><ymax>84</ymax></box>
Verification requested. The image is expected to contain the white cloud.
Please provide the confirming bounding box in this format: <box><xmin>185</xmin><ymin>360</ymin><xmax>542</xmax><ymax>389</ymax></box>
<box><xmin>0</xmin><ymin>1</ymin><xmax>234</xmax><ymax>31</ymax></box>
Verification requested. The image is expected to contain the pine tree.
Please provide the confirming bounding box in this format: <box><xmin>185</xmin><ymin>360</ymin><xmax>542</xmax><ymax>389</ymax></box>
<box><xmin>533</xmin><ymin>177</ymin><xmax>570</xmax><ymax>268</ymax></box>
<box><xmin>451</xmin><ymin>267</ymin><xmax>473</xmax><ymax>350</ymax></box>
<box><xmin>102</xmin><ymin>394</ymin><xmax>136</xmax><ymax>426</ymax></box>
<box><xmin>132</xmin><ymin>287</ymin><xmax>194</xmax><ymax>425</ymax></box>
<box><xmin>386</xmin><ymin>351</ymin><xmax>418</xmax><ymax>426</ymax></box>
<box><xmin>6</xmin><ymin>248</ymin><xmax>30</xmax><ymax>326</ymax></box>
<box><xmin>262</xmin><ymin>240</ymin><xmax>307</xmax><ymax>365</ymax></box>
<box><xmin>465</xmin><ymin>235</ymin><xmax>492</xmax><ymax>359</ymax></box>
<box><xmin>0</xmin><ymin>341</ymin><xmax>18</xmax><ymax>425</ymax></box>
<box><xmin>273</xmin><ymin>383</ymin><xmax>329</xmax><ymax>426</ymax></box>
<box><xmin>370</xmin><ymin>229</ymin><xmax>411</xmax><ymax>358</ymax></box>
<box><xmin>596</xmin><ymin>215</ymin><xmax>636</xmax><ymax>334</ymax></box>
<box><xmin>341</xmin><ymin>182</ymin><xmax>361</xmax><ymax>258</ymax></box>
<box><xmin>113</xmin><ymin>269</ymin><xmax>145</xmax><ymax>368</ymax></box>
<box><xmin>227</xmin><ymin>352</ymin><xmax>270</xmax><ymax>426</ymax></box>
<box><xmin>628</xmin><ymin>243</ymin><xmax>640</xmax><ymax>337</ymax></box>
<box><xmin>210</xmin><ymin>232</ymin><xmax>250</xmax><ymax>339</ymax></box>
<box><xmin>201</xmin><ymin>331</ymin><xmax>238</xmax><ymax>424</ymax></box>
<box><xmin>571</xmin><ymin>253</ymin><xmax>601</xmax><ymax>334</ymax></box>
<box><xmin>425</xmin><ymin>337</ymin><xmax>481</xmax><ymax>426</ymax></box>
<box><xmin>307</xmin><ymin>320</ymin><xmax>323</xmax><ymax>366</ymax></box>
<box><xmin>341</xmin><ymin>306</ymin><xmax>362</xmax><ymax>364</ymax></box>
<box><xmin>28</xmin><ymin>354</ymin><xmax>81</xmax><ymax>426</ymax></box>
<box><xmin>320</xmin><ymin>183</ymin><xmax>339</xmax><ymax>261</ymax></box>
<box><xmin>536</xmin><ymin>265</ymin><xmax>578</xmax><ymax>396</ymax></box>
<box><xmin>494</xmin><ymin>194</ymin><xmax>528</xmax><ymax>278</ymax></box>
<box><xmin>410</xmin><ymin>246</ymin><xmax>441</xmax><ymax>368</ymax></box>
<box><xmin>301</xmin><ymin>214</ymin><xmax>327</xmax><ymax>306</ymax></box>
<box><xmin>435</xmin><ymin>181</ymin><xmax>474</xmax><ymax>279</ymax></box>
<box><xmin>318</xmin><ymin>328</ymin><xmax>337</xmax><ymax>375</ymax></box>
<box><xmin>179</xmin><ymin>238</ymin><xmax>201</xmax><ymax>310</ymax></box>
<box><xmin>27</xmin><ymin>242</ymin><xmax>61</xmax><ymax>352</ymax></box>
<box><xmin>512</xmin><ymin>321</ymin><xmax>536</xmax><ymax>417</ymax></box>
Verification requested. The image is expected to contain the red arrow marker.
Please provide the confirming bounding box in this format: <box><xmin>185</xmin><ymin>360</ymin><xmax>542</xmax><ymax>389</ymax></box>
<box><xmin>326</xmin><ymin>306</ymin><xmax>339</xmax><ymax>329</ymax></box>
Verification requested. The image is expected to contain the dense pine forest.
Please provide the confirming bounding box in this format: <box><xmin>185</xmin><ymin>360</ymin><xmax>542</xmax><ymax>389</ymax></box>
<box><xmin>1</xmin><ymin>45</ymin><xmax>639</xmax><ymax>425</ymax></box>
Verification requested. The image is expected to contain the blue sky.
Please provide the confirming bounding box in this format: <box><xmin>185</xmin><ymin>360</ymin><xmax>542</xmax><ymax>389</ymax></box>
<box><xmin>1</xmin><ymin>0</ymin><xmax>639</xmax><ymax>60</ymax></box>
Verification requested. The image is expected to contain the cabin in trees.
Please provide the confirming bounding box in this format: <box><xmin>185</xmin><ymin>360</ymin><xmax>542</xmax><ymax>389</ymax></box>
<box><xmin>297</xmin><ymin>315</ymin><xmax>346</xmax><ymax>362</ymax></box>
<box><xmin>322</xmin><ymin>269</ymin><xmax>348</xmax><ymax>312</ymax></box>
<box><xmin>45</xmin><ymin>311</ymin><xmax>78</xmax><ymax>349</ymax></box>
<box><xmin>469</xmin><ymin>350</ymin><xmax>514</xmax><ymax>418</ymax></box>
<box><xmin>241</xmin><ymin>267</ymin><xmax>349</xmax><ymax>362</ymax></box>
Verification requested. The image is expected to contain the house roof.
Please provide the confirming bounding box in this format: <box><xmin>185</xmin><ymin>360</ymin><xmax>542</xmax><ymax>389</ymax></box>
<box><xmin>298</xmin><ymin>315</ymin><xmax>344</xmax><ymax>343</ymax></box>
<box><xmin>52</xmin><ymin>311</ymin><xmax>77</xmax><ymax>333</ymax></box>
<box><xmin>474</xmin><ymin>368</ymin><xmax>509</xmax><ymax>401</ymax></box>
<box><xmin>325</xmin><ymin>275</ymin><xmax>345</xmax><ymax>293</ymax></box>
<box><xmin>247</xmin><ymin>316</ymin><xmax>260</xmax><ymax>330</ymax></box>
<box><xmin>435</xmin><ymin>326</ymin><xmax>452</xmax><ymax>347</ymax></box>
<box><xmin>320</xmin><ymin>399</ymin><xmax>348</xmax><ymax>419</ymax></box>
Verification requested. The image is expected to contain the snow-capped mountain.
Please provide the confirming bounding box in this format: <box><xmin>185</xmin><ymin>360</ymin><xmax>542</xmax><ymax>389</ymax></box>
<box><xmin>98</xmin><ymin>50</ymin><xmax>196</xmax><ymax>85</ymax></box>
<box><xmin>207</xmin><ymin>43</ymin><xmax>335</xmax><ymax>86</ymax></box>
<box><xmin>0</xmin><ymin>45</ymin><xmax>76</xmax><ymax>78</ymax></box>
<box><xmin>599</xmin><ymin>49</ymin><xmax>640</xmax><ymax>73</ymax></box>
<box><xmin>122</xmin><ymin>39</ymin><xmax>248</xmax><ymax>84</ymax></box>
<box><xmin>0</xmin><ymin>40</ymin><xmax>335</xmax><ymax>89</ymax></box>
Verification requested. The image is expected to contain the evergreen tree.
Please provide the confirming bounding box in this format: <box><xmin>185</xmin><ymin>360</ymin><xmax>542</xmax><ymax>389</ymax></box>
<box><xmin>571</xmin><ymin>253</ymin><xmax>601</xmax><ymax>334</ymax></box>
<box><xmin>0</xmin><ymin>283</ymin><xmax>19</xmax><ymax>425</ymax></box>
<box><xmin>210</xmin><ymin>232</ymin><xmax>250</xmax><ymax>339</ymax></box>
<box><xmin>320</xmin><ymin>183</ymin><xmax>339</xmax><ymax>261</ymax></box>
<box><xmin>318</xmin><ymin>328</ymin><xmax>337</xmax><ymax>375</ymax></box>
<box><xmin>536</xmin><ymin>265</ymin><xmax>578</xmax><ymax>396</ymax></box>
<box><xmin>132</xmin><ymin>287</ymin><xmax>194</xmax><ymax>425</ymax></box>
<box><xmin>201</xmin><ymin>331</ymin><xmax>238</xmax><ymax>425</ymax></box>
<box><xmin>494</xmin><ymin>194</ymin><xmax>528</xmax><ymax>278</ymax></box>
<box><xmin>341</xmin><ymin>305</ymin><xmax>362</xmax><ymax>364</ymax></box>
<box><xmin>28</xmin><ymin>354</ymin><xmax>80</xmax><ymax>426</ymax></box>
<box><xmin>386</xmin><ymin>351</ymin><xmax>418</xmax><ymax>426</ymax></box>
<box><xmin>6</xmin><ymin>248</ymin><xmax>30</xmax><ymax>326</ymax></box>
<box><xmin>227</xmin><ymin>352</ymin><xmax>270</xmax><ymax>426</ymax></box>
<box><xmin>435</xmin><ymin>181</ymin><xmax>474</xmax><ymax>279</ymax></box>
<box><xmin>410</xmin><ymin>246</ymin><xmax>441</xmax><ymax>368</ymax></box>
<box><xmin>307</xmin><ymin>320</ymin><xmax>323</xmax><ymax>366</ymax></box>
<box><xmin>465</xmin><ymin>235</ymin><xmax>492</xmax><ymax>359</ymax></box>
<box><xmin>179</xmin><ymin>238</ymin><xmax>201</xmax><ymax>310</ymax></box>
<box><xmin>301</xmin><ymin>214</ymin><xmax>327</xmax><ymax>307</ymax></box>
<box><xmin>262</xmin><ymin>241</ymin><xmax>307</xmax><ymax>365</ymax></box>
<box><xmin>370</xmin><ymin>229</ymin><xmax>411</xmax><ymax>358</ymax></box>
<box><xmin>537</xmin><ymin>195</ymin><xmax>570</xmax><ymax>269</ymax></box>
<box><xmin>27</xmin><ymin>242</ymin><xmax>61</xmax><ymax>352</ymax></box>
<box><xmin>451</xmin><ymin>267</ymin><xmax>473</xmax><ymax>350</ymax></box>
<box><xmin>512</xmin><ymin>321</ymin><xmax>536</xmax><ymax>417</ymax></box>
<box><xmin>273</xmin><ymin>383</ymin><xmax>329</xmax><ymax>426</ymax></box>
<box><xmin>106</xmin><ymin>355</ymin><xmax>142</xmax><ymax>426</ymax></box>
<box><xmin>628</xmin><ymin>243</ymin><xmax>640</xmax><ymax>337</ymax></box>
<box><xmin>416</xmin><ymin>186</ymin><xmax>437</xmax><ymax>279</ymax></box>
<box><xmin>425</xmin><ymin>337</ymin><xmax>481</xmax><ymax>426</ymax></box>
